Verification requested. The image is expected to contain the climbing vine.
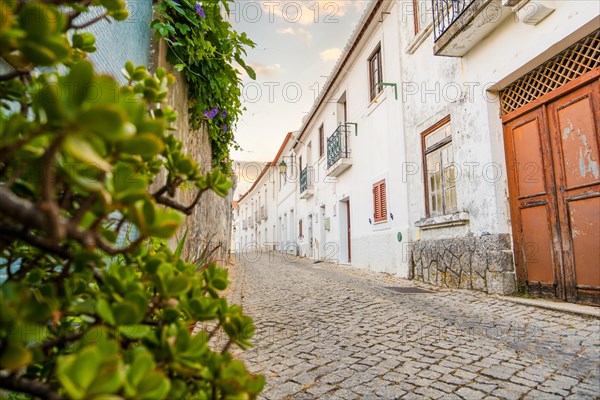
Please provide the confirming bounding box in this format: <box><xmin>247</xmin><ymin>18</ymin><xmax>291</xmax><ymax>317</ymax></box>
<box><xmin>152</xmin><ymin>0</ymin><xmax>256</xmax><ymax>173</ymax></box>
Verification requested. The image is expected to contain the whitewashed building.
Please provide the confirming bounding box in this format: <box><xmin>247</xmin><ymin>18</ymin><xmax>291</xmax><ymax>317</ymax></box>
<box><xmin>233</xmin><ymin>0</ymin><xmax>599</xmax><ymax>304</ymax></box>
<box><xmin>399</xmin><ymin>0</ymin><xmax>599</xmax><ymax>303</ymax></box>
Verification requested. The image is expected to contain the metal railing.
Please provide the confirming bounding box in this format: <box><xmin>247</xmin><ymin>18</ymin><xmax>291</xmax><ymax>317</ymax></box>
<box><xmin>432</xmin><ymin>0</ymin><xmax>475</xmax><ymax>40</ymax></box>
<box><xmin>327</xmin><ymin>124</ymin><xmax>351</xmax><ymax>169</ymax></box>
<box><xmin>300</xmin><ymin>167</ymin><xmax>314</xmax><ymax>193</ymax></box>
<box><xmin>260</xmin><ymin>206</ymin><xmax>266</xmax><ymax>220</ymax></box>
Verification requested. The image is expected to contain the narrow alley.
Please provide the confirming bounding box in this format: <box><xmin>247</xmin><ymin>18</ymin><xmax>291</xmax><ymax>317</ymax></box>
<box><xmin>230</xmin><ymin>253</ymin><xmax>600</xmax><ymax>400</ymax></box>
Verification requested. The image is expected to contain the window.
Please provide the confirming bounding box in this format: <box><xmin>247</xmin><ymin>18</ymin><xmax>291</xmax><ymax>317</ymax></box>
<box><xmin>368</xmin><ymin>45</ymin><xmax>382</xmax><ymax>101</ymax></box>
<box><xmin>372</xmin><ymin>179</ymin><xmax>387</xmax><ymax>223</ymax></box>
<box><xmin>319</xmin><ymin>124</ymin><xmax>325</xmax><ymax>158</ymax></box>
<box><xmin>412</xmin><ymin>0</ymin><xmax>420</xmax><ymax>34</ymax></box>
<box><xmin>422</xmin><ymin>116</ymin><xmax>457</xmax><ymax>217</ymax></box>
<box><xmin>299</xmin><ymin>155</ymin><xmax>303</xmax><ymax>173</ymax></box>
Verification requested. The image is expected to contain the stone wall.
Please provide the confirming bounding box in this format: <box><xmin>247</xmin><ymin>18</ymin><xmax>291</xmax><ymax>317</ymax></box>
<box><xmin>149</xmin><ymin>39</ymin><xmax>233</xmax><ymax>264</ymax></box>
<box><xmin>410</xmin><ymin>234</ymin><xmax>516</xmax><ymax>295</ymax></box>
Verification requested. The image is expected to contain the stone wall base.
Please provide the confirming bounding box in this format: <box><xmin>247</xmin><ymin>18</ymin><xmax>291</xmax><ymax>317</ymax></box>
<box><xmin>410</xmin><ymin>234</ymin><xmax>516</xmax><ymax>295</ymax></box>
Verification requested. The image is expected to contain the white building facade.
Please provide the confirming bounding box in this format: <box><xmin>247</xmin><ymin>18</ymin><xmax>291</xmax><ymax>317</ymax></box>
<box><xmin>233</xmin><ymin>0</ymin><xmax>599</xmax><ymax>304</ymax></box>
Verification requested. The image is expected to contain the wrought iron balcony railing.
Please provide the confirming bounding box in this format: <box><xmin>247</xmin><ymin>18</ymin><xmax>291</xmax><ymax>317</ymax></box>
<box><xmin>299</xmin><ymin>167</ymin><xmax>314</xmax><ymax>194</ymax></box>
<box><xmin>260</xmin><ymin>206</ymin><xmax>267</xmax><ymax>220</ymax></box>
<box><xmin>327</xmin><ymin>124</ymin><xmax>351</xmax><ymax>169</ymax></box>
<box><xmin>432</xmin><ymin>0</ymin><xmax>475</xmax><ymax>41</ymax></box>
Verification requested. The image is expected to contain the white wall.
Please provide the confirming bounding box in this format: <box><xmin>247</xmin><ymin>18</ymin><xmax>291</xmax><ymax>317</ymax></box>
<box><xmin>293</xmin><ymin>1</ymin><xmax>410</xmax><ymax>276</ymax></box>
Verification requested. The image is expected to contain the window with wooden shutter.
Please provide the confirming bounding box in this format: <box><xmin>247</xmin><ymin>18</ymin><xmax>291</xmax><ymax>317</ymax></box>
<box><xmin>373</xmin><ymin>179</ymin><xmax>388</xmax><ymax>223</ymax></box>
<box><xmin>299</xmin><ymin>219</ymin><xmax>303</xmax><ymax>238</ymax></box>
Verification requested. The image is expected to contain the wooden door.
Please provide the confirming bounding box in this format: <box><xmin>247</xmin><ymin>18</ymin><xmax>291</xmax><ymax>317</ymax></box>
<box><xmin>547</xmin><ymin>81</ymin><xmax>600</xmax><ymax>304</ymax></box>
<box><xmin>504</xmin><ymin>80</ymin><xmax>600</xmax><ymax>305</ymax></box>
<box><xmin>347</xmin><ymin>200</ymin><xmax>352</xmax><ymax>263</ymax></box>
<box><xmin>504</xmin><ymin>108</ymin><xmax>563</xmax><ymax>298</ymax></box>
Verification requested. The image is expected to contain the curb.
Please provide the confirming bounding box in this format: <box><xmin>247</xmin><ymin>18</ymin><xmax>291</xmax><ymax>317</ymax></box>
<box><xmin>497</xmin><ymin>296</ymin><xmax>600</xmax><ymax>319</ymax></box>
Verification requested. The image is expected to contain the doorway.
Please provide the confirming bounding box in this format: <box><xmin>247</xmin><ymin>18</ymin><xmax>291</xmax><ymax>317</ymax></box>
<box><xmin>503</xmin><ymin>79</ymin><xmax>599</xmax><ymax>305</ymax></box>
<box><xmin>339</xmin><ymin>199</ymin><xmax>352</xmax><ymax>264</ymax></box>
<box><xmin>319</xmin><ymin>205</ymin><xmax>327</xmax><ymax>261</ymax></box>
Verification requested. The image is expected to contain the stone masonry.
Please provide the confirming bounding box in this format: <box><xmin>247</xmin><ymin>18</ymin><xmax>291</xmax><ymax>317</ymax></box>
<box><xmin>411</xmin><ymin>234</ymin><xmax>516</xmax><ymax>295</ymax></box>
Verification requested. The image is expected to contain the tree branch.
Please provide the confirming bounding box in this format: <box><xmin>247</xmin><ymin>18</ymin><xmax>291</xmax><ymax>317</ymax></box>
<box><xmin>40</xmin><ymin>137</ymin><xmax>65</xmax><ymax>242</ymax></box>
<box><xmin>0</xmin><ymin>375</ymin><xmax>62</xmax><ymax>400</ymax></box>
<box><xmin>155</xmin><ymin>188</ymin><xmax>208</xmax><ymax>215</ymax></box>
<box><xmin>0</xmin><ymin>68</ymin><xmax>31</xmax><ymax>81</ymax></box>
<box><xmin>38</xmin><ymin>331</ymin><xmax>84</xmax><ymax>352</ymax></box>
<box><xmin>71</xmin><ymin>12</ymin><xmax>109</xmax><ymax>29</ymax></box>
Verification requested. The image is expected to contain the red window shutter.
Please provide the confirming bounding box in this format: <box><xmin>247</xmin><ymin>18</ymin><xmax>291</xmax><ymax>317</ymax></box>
<box><xmin>373</xmin><ymin>185</ymin><xmax>380</xmax><ymax>221</ymax></box>
<box><xmin>373</xmin><ymin>180</ymin><xmax>387</xmax><ymax>223</ymax></box>
<box><xmin>381</xmin><ymin>181</ymin><xmax>387</xmax><ymax>217</ymax></box>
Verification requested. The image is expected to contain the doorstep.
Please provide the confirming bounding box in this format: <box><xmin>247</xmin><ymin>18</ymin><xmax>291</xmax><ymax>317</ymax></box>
<box><xmin>497</xmin><ymin>295</ymin><xmax>600</xmax><ymax>319</ymax></box>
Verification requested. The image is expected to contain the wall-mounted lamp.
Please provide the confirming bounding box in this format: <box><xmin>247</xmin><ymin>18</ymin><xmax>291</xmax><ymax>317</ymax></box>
<box><xmin>368</xmin><ymin>218</ymin><xmax>372</xmax><ymax>225</ymax></box>
<box><xmin>278</xmin><ymin>160</ymin><xmax>287</xmax><ymax>175</ymax></box>
<box><xmin>390</xmin><ymin>213</ymin><xmax>394</xmax><ymax>220</ymax></box>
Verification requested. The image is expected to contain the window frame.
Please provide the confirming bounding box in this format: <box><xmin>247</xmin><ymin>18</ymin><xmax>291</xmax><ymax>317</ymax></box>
<box><xmin>421</xmin><ymin>115</ymin><xmax>457</xmax><ymax>218</ymax></box>
<box><xmin>412</xmin><ymin>0</ymin><xmax>420</xmax><ymax>34</ymax></box>
<box><xmin>319</xmin><ymin>124</ymin><xmax>325</xmax><ymax>159</ymax></box>
<box><xmin>368</xmin><ymin>44</ymin><xmax>383</xmax><ymax>101</ymax></box>
<box><xmin>372</xmin><ymin>179</ymin><xmax>388</xmax><ymax>223</ymax></box>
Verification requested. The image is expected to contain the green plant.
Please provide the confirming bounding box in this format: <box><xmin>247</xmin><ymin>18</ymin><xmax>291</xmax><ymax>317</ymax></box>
<box><xmin>152</xmin><ymin>0</ymin><xmax>256</xmax><ymax>174</ymax></box>
<box><xmin>0</xmin><ymin>1</ymin><xmax>263</xmax><ymax>398</ymax></box>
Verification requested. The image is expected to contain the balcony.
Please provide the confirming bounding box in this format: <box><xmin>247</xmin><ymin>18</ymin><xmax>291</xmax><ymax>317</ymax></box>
<box><xmin>255</xmin><ymin>210</ymin><xmax>260</xmax><ymax>225</ymax></box>
<box><xmin>260</xmin><ymin>206</ymin><xmax>267</xmax><ymax>221</ymax></box>
<box><xmin>299</xmin><ymin>167</ymin><xmax>314</xmax><ymax>199</ymax></box>
<box><xmin>433</xmin><ymin>0</ymin><xmax>512</xmax><ymax>57</ymax></box>
<box><xmin>326</xmin><ymin>124</ymin><xmax>352</xmax><ymax>177</ymax></box>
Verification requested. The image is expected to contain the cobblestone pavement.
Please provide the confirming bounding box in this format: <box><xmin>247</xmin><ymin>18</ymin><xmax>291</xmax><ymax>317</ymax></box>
<box><xmin>228</xmin><ymin>253</ymin><xmax>600</xmax><ymax>400</ymax></box>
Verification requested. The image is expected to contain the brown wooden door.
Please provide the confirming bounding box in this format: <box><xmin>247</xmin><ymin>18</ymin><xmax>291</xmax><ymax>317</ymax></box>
<box><xmin>346</xmin><ymin>200</ymin><xmax>351</xmax><ymax>263</ymax></box>
<box><xmin>504</xmin><ymin>108</ymin><xmax>564</xmax><ymax>298</ymax></box>
<box><xmin>503</xmin><ymin>80</ymin><xmax>600</xmax><ymax>305</ymax></box>
<box><xmin>547</xmin><ymin>81</ymin><xmax>600</xmax><ymax>304</ymax></box>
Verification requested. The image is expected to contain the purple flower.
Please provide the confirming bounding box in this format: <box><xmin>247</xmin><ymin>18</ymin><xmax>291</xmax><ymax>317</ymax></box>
<box><xmin>195</xmin><ymin>3</ymin><xmax>206</xmax><ymax>18</ymax></box>
<box><xmin>221</xmin><ymin>124</ymin><xmax>228</xmax><ymax>132</ymax></box>
<box><xmin>221</xmin><ymin>110</ymin><xmax>227</xmax><ymax>119</ymax></box>
<box><xmin>203</xmin><ymin>106</ymin><xmax>219</xmax><ymax>120</ymax></box>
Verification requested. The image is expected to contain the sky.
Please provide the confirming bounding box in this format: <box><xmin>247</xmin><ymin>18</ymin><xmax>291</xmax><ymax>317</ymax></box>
<box><xmin>229</xmin><ymin>0</ymin><xmax>370</xmax><ymax>162</ymax></box>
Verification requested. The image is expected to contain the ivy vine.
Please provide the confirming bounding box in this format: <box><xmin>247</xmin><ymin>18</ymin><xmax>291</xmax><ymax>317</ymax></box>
<box><xmin>152</xmin><ymin>0</ymin><xmax>256</xmax><ymax>174</ymax></box>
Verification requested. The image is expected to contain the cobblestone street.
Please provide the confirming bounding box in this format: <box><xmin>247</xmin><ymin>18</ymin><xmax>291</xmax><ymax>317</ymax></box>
<box><xmin>229</xmin><ymin>253</ymin><xmax>600</xmax><ymax>400</ymax></box>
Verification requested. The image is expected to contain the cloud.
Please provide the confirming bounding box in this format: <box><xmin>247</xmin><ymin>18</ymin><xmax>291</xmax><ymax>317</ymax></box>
<box><xmin>276</xmin><ymin>27</ymin><xmax>313</xmax><ymax>45</ymax></box>
<box><xmin>320</xmin><ymin>48</ymin><xmax>342</xmax><ymax>62</ymax></box>
<box><xmin>247</xmin><ymin>62</ymin><xmax>282</xmax><ymax>78</ymax></box>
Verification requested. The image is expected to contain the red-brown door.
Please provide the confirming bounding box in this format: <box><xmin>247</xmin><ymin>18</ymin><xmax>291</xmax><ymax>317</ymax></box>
<box><xmin>503</xmin><ymin>80</ymin><xmax>600</xmax><ymax>305</ymax></box>
<box><xmin>547</xmin><ymin>82</ymin><xmax>600</xmax><ymax>304</ymax></box>
<box><xmin>504</xmin><ymin>108</ymin><xmax>564</xmax><ymax>298</ymax></box>
<box><xmin>346</xmin><ymin>200</ymin><xmax>352</xmax><ymax>263</ymax></box>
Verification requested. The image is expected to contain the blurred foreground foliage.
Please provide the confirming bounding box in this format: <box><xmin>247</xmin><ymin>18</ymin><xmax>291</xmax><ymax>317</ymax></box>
<box><xmin>0</xmin><ymin>1</ymin><xmax>263</xmax><ymax>398</ymax></box>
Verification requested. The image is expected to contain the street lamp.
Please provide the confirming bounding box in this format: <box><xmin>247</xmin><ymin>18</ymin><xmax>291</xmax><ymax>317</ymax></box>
<box><xmin>278</xmin><ymin>160</ymin><xmax>287</xmax><ymax>175</ymax></box>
